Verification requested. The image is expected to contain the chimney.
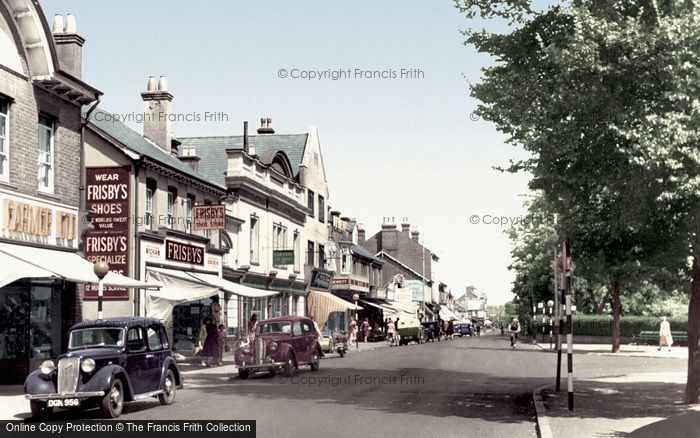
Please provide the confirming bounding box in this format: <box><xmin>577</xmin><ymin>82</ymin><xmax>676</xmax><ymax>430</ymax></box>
<box><xmin>380</xmin><ymin>219</ymin><xmax>398</xmax><ymax>253</ymax></box>
<box><xmin>178</xmin><ymin>144</ymin><xmax>200</xmax><ymax>171</ymax></box>
<box><xmin>411</xmin><ymin>229</ymin><xmax>420</xmax><ymax>242</ymax></box>
<box><xmin>141</xmin><ymin>75</ymin><xmax>174</xmax><ymax>153</ymax></box>
<box><xmin>243</xmin><ymin>121</ymin><xmax>249</xmax><ymax>153</ymax></box>
<box><xmin>257</xmin><ymin>117</ymin><xmax>275</xmax><ymax>134</ymax></box>
<box><xmin>52</xmin><ymin>14</ymin><xmax>85</xmax><ymax>79</ymax></box>
<box><xmin>357</xmin><ymin>224</ymin><xmax>366</xmax><ymax>244</ymax></box>
<box><xmin>401</xmin><ymin>217</ymin><xmax>410</xmax><ymax>233</ymax></box>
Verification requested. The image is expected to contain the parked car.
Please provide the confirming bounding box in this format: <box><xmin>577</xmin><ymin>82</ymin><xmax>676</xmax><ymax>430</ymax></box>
<box><xmin>396</xmin><ymin>317</ymin><xmax>426</xmax><ymax>345</ymax></box>
<box><xmin>234</xmin><ymin>316</ymin><xmax>322</xmax><ymax>379</ymax></box>
<box><xmin>24</xmin><ymin>317</ymin><xmax>182</xmax><ymax>419</ymax></box>
<box><xmin>421</xmin><ymin>321</ymin><xmax>441</xmax><ymax>342</ymax></box>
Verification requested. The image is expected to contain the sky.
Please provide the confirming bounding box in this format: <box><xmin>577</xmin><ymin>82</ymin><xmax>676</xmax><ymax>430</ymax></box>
<box><xmin>43</xmin><ymin>1</ymin><xmax>533</xmax><ymax>305</ymax></box>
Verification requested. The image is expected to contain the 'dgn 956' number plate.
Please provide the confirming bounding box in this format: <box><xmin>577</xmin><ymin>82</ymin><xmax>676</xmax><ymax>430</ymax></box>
<box><xmin>47</xmin><ymin>398</ymin><xmax>79</xmax><ymax>407</ymax></box>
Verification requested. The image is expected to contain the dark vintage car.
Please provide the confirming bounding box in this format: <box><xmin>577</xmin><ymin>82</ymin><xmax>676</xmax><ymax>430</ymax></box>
<box><xmin>234</xmin><ymin>316</ymin><xmax>322</xmax><ymax>379</ymax></box>
<box><xmin>456</xmin><ymin>323</ymin><xmax>472</xmax><ymax>337</ymax></box>
<box><xmin>24</xmin><ymin>317</ymin><xmax>182</xmax><ymax>418</ymax></box>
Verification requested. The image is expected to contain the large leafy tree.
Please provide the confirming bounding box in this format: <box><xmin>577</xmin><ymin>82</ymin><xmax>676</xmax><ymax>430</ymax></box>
<box><xmin>458</xmin><ymin>0</ymin><xmax>700</xmax><ymax>402</ymax></box>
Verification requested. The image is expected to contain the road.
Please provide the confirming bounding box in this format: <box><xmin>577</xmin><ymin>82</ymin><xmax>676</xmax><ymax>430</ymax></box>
<box><xmin>35</xmin><ymin>333</ymin><xmax>687</xmax><ymax>438</ymax></box>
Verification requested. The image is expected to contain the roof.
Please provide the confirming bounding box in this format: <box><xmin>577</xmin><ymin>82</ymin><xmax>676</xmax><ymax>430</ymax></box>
<box><xmin>178</xmin><ymin>134</ymin><xmax>309</xmax><ymax>186</ymax></box>
<box><xmin>84</xmin><ymin>107</ymin><xmax>225</xmax><ymax>191</ymax></box>
<box><xmin>350</xmin><ymin>244</ymin><xmax>382</xmax><ymax>263</ymax></box>
<box><xmin>70</xmin><ymin>317</ymin><xmax>163</xmax><ymax>331</ymax></box>
<box><xmin>376</xmin><ymin>251</ymin><xmax>431</xmax><ymax>283</ymax></box>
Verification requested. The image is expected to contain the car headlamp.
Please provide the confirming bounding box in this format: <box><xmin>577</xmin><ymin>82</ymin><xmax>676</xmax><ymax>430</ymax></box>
<box><xmin>269</xmin><ymin>341</ymin><xmax>278</xmax><ymax>351</ymax></box>
<box><xmin>81</xmin><ymin>358</ymin><xmax>96</xmax><ymax>373</ymax></box>
<box><xmin>242</xmin><ymin>344</ymin><xmax>251</xmax><ymax>354</ymax></box>
<box><xmin>40</xmin><ymin>360</ymin><xmax>55</xmax><ymax>375</ymax></box>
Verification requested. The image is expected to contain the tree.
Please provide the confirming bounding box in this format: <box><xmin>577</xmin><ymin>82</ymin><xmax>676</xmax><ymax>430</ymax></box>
<box><xmin>457</xmin><ymin>0</ymin><xmax>700</xmax><ymax>402</ymax></box>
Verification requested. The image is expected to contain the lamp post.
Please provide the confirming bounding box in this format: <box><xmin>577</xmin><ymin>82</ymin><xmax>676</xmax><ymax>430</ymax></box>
<box><xmin>547</xmin><ymin>300</ymin><xmax>554</xmax><ymax>349</ymax></box>
<box><xmin>352</xmin><ymin>293</ymin><xmax>359</xmax><ymax>349</ymax></box>
<box><xmin>93</xmin><ymin>261</ymin><xmax>110</xmax><ymax>320</ymax></box>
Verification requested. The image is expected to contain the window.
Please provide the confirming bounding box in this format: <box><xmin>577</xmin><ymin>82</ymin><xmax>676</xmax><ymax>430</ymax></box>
<box><xmin>307</xmin><ymin>189</ymin><xmax>314</xmax><ymax>217</ymax></box>
<box><xmin>293</xmin><ymin>231</ymin><xmax>300</xmax><ymax>272</ymax></box>
<box><xmin>0</xmin><ymin>100</ymin><xmax>8</xmax><ymax>181</ymax></box>
<box><xmin>127</xmin><ymin>327</ymin><xmax>145</xmax><ymax>351</ymax></box>
<box><xmin>341</xmin><ymin>247</ymin><xmax>351</xmax><ymax>274</ymax></box>
<box><xmin>166</xmin><ymin>188</ymin><xmax>176</xmax><ymax>229</ymax></box>
<box><xmin>292</xmin><ymin>321</ymin><xmax>302</xmax><ymax>336</ymax></box>
<box><xmin>185</xmin><ymin>195</ymin><xmax>194</xmax><ymax>234</ymax></box>
<box><xmin>319</xmin><ymin>244</ymin><xmax>325</xmax><ymax>269</ymax></box>
<box><xmin>273</xmin><ymin>223</ymin><xmax>287</xmax><ymax>268</ymax></box>
<box><xmin>145</xmin><ymin>188</ymin><xmax>153</xmax><ymax>227</ymax></box>
<box><xmin>318</xmin><ymin>195</ymin><xmax>325</xmax><ymax>223</ymax></box>
<box><xmin>307</xmin><ymin>240</ymin><xmax>315</xmax><ymax>267</ymax></box>
<box><xmin>37</xmin><ymin>116</ymin><xmax>54</xmax><ymax>191</ymax></box>
<box><xmin>250</xmin><ymin>216</ymin><xmax>259</xmax><ymax>264</ymax></box>
<box><xmin>147</xmin><ymin>326</ymin><xmax>162</xmax><ymax>350</ymax></box>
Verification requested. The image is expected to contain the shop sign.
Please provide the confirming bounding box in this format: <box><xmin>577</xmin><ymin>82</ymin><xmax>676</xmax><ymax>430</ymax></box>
<box><xmin>309</xmin><ymin>270</ymin><xmax>332</xmax><ymax>290</ymax></box>
<box><xmin>165</xmin><ymin>239</ymin><xmax>204</xmax><ymax>265</ymax></box>
<box><xmin>1</xmin><ymin>198</ymin><xmax>77</xmax><ymax>244</ymax></box>
<box><xmin>193</xmin><ymin>205</ymin><xmax>225</xmax><ymax>230</ymax></box>
<box><xmin>145</xmin><ymin>245</ymin><xmax>161</xmax><ymax>260</ymax></box>
<box><xmin>206</xmin><ymin>256</ymin><xmax>220</xmax><ymax>268</ymax></box>
<box><xmin>84</xmin><ymin>166</ymin><xmax>130</xmax><ymax>300</ymax></box>
<box><xmin>272</xmin><ymin>249</ymin><xmax>294</xmax><ymax>265</ymax></box>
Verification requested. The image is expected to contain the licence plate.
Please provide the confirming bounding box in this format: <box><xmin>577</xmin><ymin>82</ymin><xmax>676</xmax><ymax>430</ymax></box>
<box><xmin>47</xmin><ymin>398</ymin><xmax>80</xmax><ymax>408</ymax></box>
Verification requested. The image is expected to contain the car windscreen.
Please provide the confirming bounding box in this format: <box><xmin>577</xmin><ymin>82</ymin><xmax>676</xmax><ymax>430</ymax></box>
<box><xmin>69</xmin><ymin>328</ymin><xmax>125</xmax><ymax>349</ymax></box>
<box><xmin>256</xmin><ymin>322</ymin><xmax>292</xmax><ymax>334</ymax></box>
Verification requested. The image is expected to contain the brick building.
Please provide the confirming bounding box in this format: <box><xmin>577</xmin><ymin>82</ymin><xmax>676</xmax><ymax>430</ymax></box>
<box><xmin>0</xmin><ymin>4</ymin><xmax>101</xmax><ymax>382</ymax></box>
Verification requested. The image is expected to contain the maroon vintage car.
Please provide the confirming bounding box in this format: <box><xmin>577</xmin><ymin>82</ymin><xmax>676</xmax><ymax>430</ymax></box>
<box><xmin>234</xmin><ymin>316</ymin><xmax>322</xmax><ymax>379</ymax></box>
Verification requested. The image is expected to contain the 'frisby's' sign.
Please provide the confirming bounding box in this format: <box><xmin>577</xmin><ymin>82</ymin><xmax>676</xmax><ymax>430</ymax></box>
<box><xmin>165</xmin><ymin>239</ymin><xmax>204</xmax><ymax>265</ymax></box>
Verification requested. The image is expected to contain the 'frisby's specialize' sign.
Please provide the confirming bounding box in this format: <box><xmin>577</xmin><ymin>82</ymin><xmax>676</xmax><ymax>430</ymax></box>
<box><xmin>165</xmin><ymin>239</ymin><xmax>204</xmax><ymax>265</ymax></box>
<box><xmin>84</xmin><ymin>166</ymin><xmax>131</xmax><ymax>300</ymax></box>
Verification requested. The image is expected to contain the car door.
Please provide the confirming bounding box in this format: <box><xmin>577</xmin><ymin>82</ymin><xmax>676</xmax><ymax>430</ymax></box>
<box><xmin>291</xmin><ymin>321</ymin><xmax>306</xmax><ymax>362</ymax></box>
<box><xmin>299</xmin><ymin>320</ymin><xmax>316</xmax><ymax>362</ymax></box>
<box><xmin>125</xmin><ymin>326</ymin><xmax>149</xmax><ymax>394</ymax></box>
<box><xmin>145</xmin><ymin>325</ymin><xmax>167</xmax><ymax>392</ymax></box>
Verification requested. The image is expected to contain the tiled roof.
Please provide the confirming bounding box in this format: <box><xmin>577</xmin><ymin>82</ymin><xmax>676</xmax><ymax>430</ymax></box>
<box><xmin>178</xmin><ymin>134</ymin><xmax>309</xmax><ymax>186</ymax></box>
<box><xmin>84</xmin><ymin>107</ymin><xmax>225</xmax><ymax>191</ymax></box>
<box><xmin>350</xmin><ymin>244</ymin><xmax>382</xmax><ymax>263</ymax></box>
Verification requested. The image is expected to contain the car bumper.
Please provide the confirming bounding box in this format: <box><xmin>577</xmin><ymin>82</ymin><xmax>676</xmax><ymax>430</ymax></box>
<box><xmin>26</xmin><ymin>391</ymin><xmax>105</xmax><ymax>400</ymax></box>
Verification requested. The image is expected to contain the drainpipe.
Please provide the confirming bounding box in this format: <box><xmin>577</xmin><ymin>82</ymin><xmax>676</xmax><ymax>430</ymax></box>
<box><xmin>133</xmin><ymin>158</ymin><xmax>142</xmax><ymax>316</ymax></box>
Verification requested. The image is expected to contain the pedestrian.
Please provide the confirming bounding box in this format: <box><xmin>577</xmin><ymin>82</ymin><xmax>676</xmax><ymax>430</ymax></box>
<box><xmin>361</xmin><ymin>318</ymin><xmax>370</xmax><ymax>342</ymax></box>
<box><xmin>658</xmin><ymin>316</ymin><xmax>673</xmax><ymax>352</ymax></box>
<box><xmin>247</xmin><ymin>314</ymin><xmax>258</xmax><ymax>343</ymax></box>
<box><xmin>387</xmin><ymin>319</ymin><xmax>396</xmax><ymax>345</ymax></box>
<box><xmin>217</xmin><ymin>324</ymin><xmax>226</xmax><ymax>366</ymax></box>
<box><xmin>201</xmin><ymin>315</ymin><xmax>220</xmax><ymax>367</ymax></box>
<box><xmin>446</xmin><ymin>320</ymin><xmax>454</xmax><ymax>340</ymax></box>
<box><xmin>476</xmin><ymin>322</ymin><xmax>481</xmax><ymax>337</ymax></box>
<box><xmin>509</xmin><ymin>318</ymin><xmax>521</xmax><ymax>348</ymax></box>
<box><xmin>349</xmin><ymin>319</ymin><xmax>358</xmax><ymax>345</ymax></box>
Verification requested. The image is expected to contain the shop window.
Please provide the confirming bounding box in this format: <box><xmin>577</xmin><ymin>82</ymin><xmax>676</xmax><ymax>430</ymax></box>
<box><xmin>0</xmin><ymin>100</ymin><xmax>8</xmax><ymax>182</ymax></box>
<box><xmin>37</xmin><ymin>116</ymin><xmax>54</xmax><ymax>192</ymax></box>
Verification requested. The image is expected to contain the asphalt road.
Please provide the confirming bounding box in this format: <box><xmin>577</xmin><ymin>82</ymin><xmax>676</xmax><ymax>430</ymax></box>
<box><xmin>38</xmin><ymin>333</ymin><xmax>687</xmax><ymax>438</ymax></box>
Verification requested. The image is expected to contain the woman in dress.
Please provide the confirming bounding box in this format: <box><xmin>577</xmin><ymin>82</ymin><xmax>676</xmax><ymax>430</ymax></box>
<box><xmin>349</xmin><ymin>319</ymin><xmax>357</xmax><ymax>345</ymax></box>
<box><xmin>247</xmin><ymin>314</ymin><xmax>258</xmax><ymax>342</ymax></box>
<box><xmin>658</xmin><ymin>316</ymin><xmax>673</xmax><ymax>351</ymax></box>
<box><xmin>201</xmin><ymin>315</ymin><xmax>220</xmax><ymax>367</ymax></box>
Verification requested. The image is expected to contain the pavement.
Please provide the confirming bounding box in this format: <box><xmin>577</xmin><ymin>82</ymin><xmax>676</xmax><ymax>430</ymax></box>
<box><xmin>531</xmin><ymin>342</ymin><xmax>697</xmax><ymax>438</ymax></box>
<box><xmin>0</xmin><ymin>339</ymin><xmax>392</xmax><ymax>420</ymax></box>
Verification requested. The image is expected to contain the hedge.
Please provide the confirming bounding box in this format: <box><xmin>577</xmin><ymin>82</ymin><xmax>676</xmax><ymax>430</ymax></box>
<box><xmin>530</xmin><ymin>314</ymin><xmax>689</xmax><ymax>337</ymax></box>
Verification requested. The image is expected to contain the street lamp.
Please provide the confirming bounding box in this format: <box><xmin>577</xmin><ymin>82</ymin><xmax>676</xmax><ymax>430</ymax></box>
<box><xmin>547</xmin><ymin>300</ymin><xmax>555</xmax><ymax>349</ymax></box>
<box><xmin>352</xmin><ymin>293</ymin><xmax>360</xmax><ymax>349</ymax></box>
<box><xmin>93</xmin><ymin>261</ymin><xmax>110</xmax><ymax>320</ymax></box>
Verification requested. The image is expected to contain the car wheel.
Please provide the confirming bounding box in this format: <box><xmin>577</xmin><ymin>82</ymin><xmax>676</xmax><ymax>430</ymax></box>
<box><xmin>29</xmin><ymin>400</ymin><xmax>53</xmax><ymax>418</ymax></box>
<box><xmin>158</xmin><ymin>369</ymin><xmax>176</xmax><ymax>405</ymax></box>
<box><xmin>238</xmin><ymin>369</ymin><xmax>250</xmax><ymax>380</ymax></box>
<box><xmin>101</xmin><ymin>379</ymin><xmax>124</xmax><ymax>418</ymax></box>
<box><xmin>282</xmin><ymin>353</ymin><xmax>295</xmax><ymax>377</ymax></box>
<box><xmin>310</xmin><ymin>349</ymin><xmax>320</xmax><ymax>371</ymax></box>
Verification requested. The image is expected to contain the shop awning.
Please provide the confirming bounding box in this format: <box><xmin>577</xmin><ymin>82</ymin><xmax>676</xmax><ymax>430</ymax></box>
<box><xmin>308</xmin><ymin>291</ymin><xmax>362</xmax><ymax>330</ymax></box>
<box><xmin>0</xmin><ymin>243</ymin><xmax>158</xmax><ymax>289</ymax></box>
<box><xmin>359</xmin><ymin>299</ymin><xmax>395</xmax><ymax>314</ymax></box>
<box><xmin>439</xmin><ymin>307</ymin><xmax>459</xmax><ymax>321</ymax></box>
<box><xmin>188</xmin><ymin>272</ymin><xmax>277</xmax><ymax>298</ymax></box>
<box><xmin>145</xmin><ymin>267</ymin><xmax>277</xmax><ymax>299</ymax></box>
<box><xmin>387</xmin><ymin>300</ymin><xmax>419</xmax><ymax>316</ymax></box>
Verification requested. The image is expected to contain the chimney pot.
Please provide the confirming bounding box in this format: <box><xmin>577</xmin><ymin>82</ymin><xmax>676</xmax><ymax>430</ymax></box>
<box><xmin>64</xmin><ymin>13</ymin><xmax>77</xmax><ymax>33</ymax></box>
<box><xmin>52</xmin><ymin>14</ymin><xmax>64</xmax><ymax>34</ymax></box>
<box><xmin>257</xmin><ymin>117</ymin><xmax>275</xmax><ymax>134</ymax></box>
<box><xmin>147</xmin><ymin>76</ymin><xmax>156</xmax><ymax>92</ymax></box>
<box><xmin>158</xmin><ymin>76</ymin><xmax>168</xmax><ymax>92</ymax></box>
